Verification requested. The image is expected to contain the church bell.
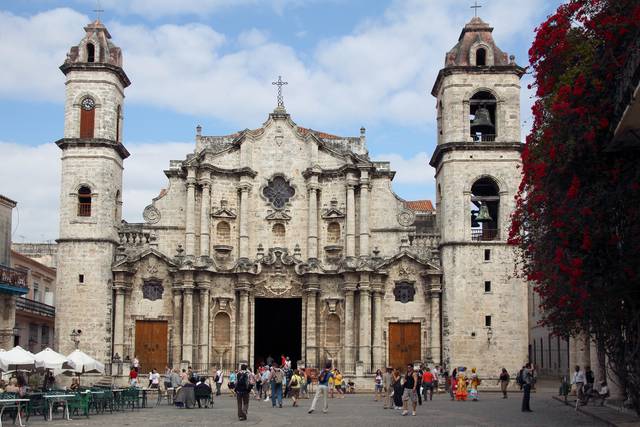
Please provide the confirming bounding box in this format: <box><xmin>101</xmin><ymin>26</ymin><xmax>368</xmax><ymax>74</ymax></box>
<box><xmin>476</xmin><ymin>202</ymin><xmax>493</xmax><ymax>222</ymax></box>
<box><xmin>470</xmin><ymin>105</ymin><xmax>495</xmax><ymax>135</ymax></box>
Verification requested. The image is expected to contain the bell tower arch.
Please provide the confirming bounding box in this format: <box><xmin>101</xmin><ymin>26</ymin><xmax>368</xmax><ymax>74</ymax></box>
<box><xmin>429</xmin><ymin>17</ymin><xmax>528</xmax><ymax>374</ymax></box>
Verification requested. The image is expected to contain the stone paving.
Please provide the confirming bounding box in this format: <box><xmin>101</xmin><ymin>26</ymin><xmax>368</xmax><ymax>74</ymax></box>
<box><xmin>26</xmin><ymin>390</ymin><xmax>605</xmax><ymax>427</ymax></box>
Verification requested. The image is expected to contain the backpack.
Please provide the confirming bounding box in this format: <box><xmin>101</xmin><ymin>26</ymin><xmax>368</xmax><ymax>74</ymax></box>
<box><xmin>274</xmin><ymin>369</ymin><xmax>284</xmax><ymax>384</ymax></box>
<box><xmin>516</xmin><ymin>369</ymin><xmax>524</xmax><ymax>385</ymax></box>
<box><xmin>318</xmin><ymin>370</ymin><xmax>328</xmax><ymax>384</ymax></box>
<box><xmin>290</xmin><ymin>376</ymin><xmax>298</xmax><ymax>387</ymax></box>
<box><xmin>236</xmin><ymin>371</ymin><xmax>251</xmax><ymax>393</ymax></box>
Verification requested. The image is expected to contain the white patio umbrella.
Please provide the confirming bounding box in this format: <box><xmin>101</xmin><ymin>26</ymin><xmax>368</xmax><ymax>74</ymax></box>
<box><xmin>34</xmin><ymin>348</ymin><xmax>76</xmax><ymax>371</ymax></box>
<box><xmin>66</xmin><ymin>349</ymin><xmax>105</xmax><ymax>374</ymax></box>
<box><xmin>0</xmin><ymin>345</ymin><xmax>37</xmax><ymax>372</ymax></box>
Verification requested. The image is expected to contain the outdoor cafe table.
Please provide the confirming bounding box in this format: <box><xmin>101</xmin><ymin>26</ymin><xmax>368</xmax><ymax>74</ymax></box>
<box><xmin>44</xmin><ymin>394</ymin><xmax>74</xmax><ymax>422</ymax></box>
<box><xmin>0</xmin><ymin>398</ymin><xmax>29</xmax><ymax>427</ymax></box>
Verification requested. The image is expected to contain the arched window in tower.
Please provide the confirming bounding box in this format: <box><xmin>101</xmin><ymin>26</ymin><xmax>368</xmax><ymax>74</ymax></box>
<box><xmin>470</xmin><ymin>177</ymin><xmax>499</xmax><ymax>241</ymax></box>
<box><xmin>476</xmin><ymin>48</ymin><xmax>486</xmax><ymax>66</ymax></box>
<box><xmin>216</xmin><ymin>221</ymin><xmax>231</xmax><ymax>245</ymax></box>
<box><xmin>86</xmin><ymin>43</ymin><xmax>95</xmax><ymax>63</ymax></box>
<box><xmin>327</xmin><ymin>222</ymin><xmax>341</xmax><ymax>244</ymax></box>
<box><xmin>77</xmin><ymin>186</ymin><xmax>92</xmax><ymax>217</ymax></box>
<box><xmin>469</xmin><ymin>91</ymin><xmax>497</xmax><ymax>142</ymax></box>
<box><xmin>114</xmin><ymin>190</ymin><xmax>121</xmax><ymax>222</ymax></box>
<box><xmin>115</xmin><ymin>105</ymin><xmax>121</xmax><ymax>142</ymax></box>
<box><xmin>272</xmin><ymin>223</ymin><xmax>286</xmax><ymax>246</ymax></box>
<box><xmin>79</xmin><ymin>96</ymin><xmax>96</xmax><ymax>139</ymax></box>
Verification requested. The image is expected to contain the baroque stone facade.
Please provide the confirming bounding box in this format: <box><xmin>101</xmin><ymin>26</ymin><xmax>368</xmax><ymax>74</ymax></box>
<box><xmin>54</xmin><ymin>17</ymin><xmax>529</xmax><ymax>378</ymax></box>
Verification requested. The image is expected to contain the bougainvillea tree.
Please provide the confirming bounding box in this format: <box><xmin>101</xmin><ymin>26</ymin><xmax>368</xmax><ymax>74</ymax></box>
<box><xmin>510</xmin><ymin>0</ymin><xmax>640</xmax><ymax>411</ymax></box>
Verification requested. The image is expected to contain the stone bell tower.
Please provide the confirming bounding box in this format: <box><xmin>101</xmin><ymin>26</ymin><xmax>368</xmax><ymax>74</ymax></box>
<box><xmin>54</xmin><ymin>20</ymin><xmax>130</xmax><ymax>360</ymax></box>
<box><xmin>429</xmin><ymin>17</ymin><xmax>528</xmax><ymax>373</ymax></box>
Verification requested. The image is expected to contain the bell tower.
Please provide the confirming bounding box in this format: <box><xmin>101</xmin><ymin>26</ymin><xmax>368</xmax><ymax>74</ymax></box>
<box><xmin>54</xmin><ymin>20</ymin><xmax>130</xmax><ymax>360</ymax></box>
<box><xmin>430</xmin><ymin>17</ymin><xmax>528</xmax><ymax>373</ymax></box>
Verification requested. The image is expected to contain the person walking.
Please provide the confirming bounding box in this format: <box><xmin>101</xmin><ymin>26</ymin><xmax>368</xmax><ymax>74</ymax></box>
<box><xmin>334</xmin><ymin>369</ymin><xmax>345</xmax><ymax>398</ymax></box>
<box><xmin>392</xmin><ymin>369</ymin><xmax>403</xmax><ymax>409</ymax></box>
<box><xmin>270</xmin><ymin>363</ymin><xmax>284</xmax><ymax>408</ymax></box>
<box><xmin>382</xmin><ymin>367</ymin><xmax>393</xmax><ymax>409</ymax></box>
<box><xmin>261</xmin><ymin>368</ymin><xmax>271</xmax><ymax>401</ymax></box>
<box><xmin>215</xmin><ymin>368</ymin><xmax>224</xmax><ymax>396</ymax></box>
<box><xmin>422</xmin><ymin>368</ymin><xmax>434</xmax><ymax>401</ymax></box>
<box><xmin>416</xmin><ymin>365</ymin><xmax>424</xmax><ymax>406</ymax></box>
<box><xmin>289</xmin><ymin>369</ymin><xmax>303</xmax><ymax>407</ymax></box>
<box><xmin>498</xmin><ymin>368</ymin><xmax>510</xmax><ymax>398</ymax></box>
<box><xmin>374</xmin><ymin>369</ymin><xmax>383</xmax><ymax>402</ymax></box>
<box><xmin>469</xmin><ymin>368</ymin><xmax>481</xmax><ymax>401</ymax></box>
<box><xmin>235</xmin><ymin>364</ymin><xmax>252</xmax><ymax>421</ymax></box>
<box><xmin>450</xmin><ymin>368</ymin><xmax>457</xmax><ymax>400</ymax></box>
<box><xmin>521</xmin><ymin>363</ymin><xmax>533</xmax><ymax>412</ymax></box>
<box><xmin>401</xmin><ymin>364</ymin><xmax>419</xmax><ymax>416</ymax></box>
<box><xmin>572</xmin><ymin>365</ymin><xmax>586</xmax><ymax>404</ymax></box>
<box><xmin>308</xmin><ymin>362</ymin><xmax>334</xmax><ymax>414</ymax></box>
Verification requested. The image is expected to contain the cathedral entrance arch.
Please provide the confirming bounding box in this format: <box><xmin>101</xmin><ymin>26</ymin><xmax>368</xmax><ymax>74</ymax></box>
<box><xmin>254</xmin><ymin>298</ymin><xmax>302</xmax><ymax>369</ymax></box>
<box><xmin>135</xmin><ymin>320</ymin><xmax>168</xmax><ymax>373</ymax></box>
<box><xmin>388</xmin><ymin>322</ymin><xmax>421</xmax><ymax>370</ymax></box>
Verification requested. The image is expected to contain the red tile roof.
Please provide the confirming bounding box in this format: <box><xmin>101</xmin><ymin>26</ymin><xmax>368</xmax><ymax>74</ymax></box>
<box><xmin>404</xmin><ymin>200</ymin><xmax>434</xmax><ymax>212</ymax></box>
<box><xmin>297</xmin><ymin>126</ymin><xmax>341</xmax><ymax>140</ymax></box>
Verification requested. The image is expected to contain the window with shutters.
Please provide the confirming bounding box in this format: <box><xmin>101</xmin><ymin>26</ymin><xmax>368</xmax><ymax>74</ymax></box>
<box><xmin>78</xmin><ymin>186</ymin><xmax>92</xmax><ymax>216</ymax></box>
<box><xmin>79</xmin><ymin>97</ymin><xmax>95</xmax><ymax>138</ymax></box>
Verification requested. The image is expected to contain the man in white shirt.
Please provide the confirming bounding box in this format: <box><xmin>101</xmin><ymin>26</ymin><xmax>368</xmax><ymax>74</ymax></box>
<box><xmin>572</xmin><ymin>365</ymin><xmax>586</xmax><ymax>402</ymax></box>
<box><xmin>149</xmin><ymin>369</ymin><xmax>160</xmax><ymax>388</ymax></box>
<box><xmin>214</xmin><ymin>368</ymin><xmax>224</xmax><ymax>396</ymax></box>
<box><xmin>431</xmin><ymin>366</ymin><xmax>440</xmax><ymax>393</ymax></box>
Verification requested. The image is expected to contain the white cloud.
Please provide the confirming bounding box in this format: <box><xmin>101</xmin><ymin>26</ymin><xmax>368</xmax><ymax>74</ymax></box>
<box><xmin>373</xmin><ymin>151</ymin><xmax>432</xmax><ymax>185</ymax></box>
<box><xmin>0</xmin><ymin>1</ymin><xmax>545</xmax><ymax>129</ymax></box>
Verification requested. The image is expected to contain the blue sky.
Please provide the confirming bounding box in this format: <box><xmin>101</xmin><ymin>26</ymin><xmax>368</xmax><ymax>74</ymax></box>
<box><xmin>0</xmin><ymin>0</ymin><xmax>562</xmax><ymax>241</ymax></box>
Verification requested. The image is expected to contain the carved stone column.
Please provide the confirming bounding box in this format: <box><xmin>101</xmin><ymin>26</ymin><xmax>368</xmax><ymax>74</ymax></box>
<box><xmin>172</xmin><ymin>289</ymin><xmax>182</xmax><ymax>365</ymax></box>
<box><xmin>113</xmin><ymin>287</ymin><xmax>126</xmax><ymax>358</ymax></box>
<box><xmin>237</xmin><ymin>289</ymin><xmax>250</xmax><ymax>364</ymax></box>
<box><xmin>199</xmin><ymin>286</ymin><xmax>210</xmax><ymax>366</ymax></box>
<box><xmin>185</xmin><ymin>170</ymin><xmax>197</xmax><ymax>256</ymax></box>
<box><xmin>305</xmin><ymin>278</ymin><xmax>319</xmax><ymax>367</ymax></box>
<box><xmin>430</xmin><ymin>284</ymin><xmax>442</xmax><ymax>365</ymax></box>
<box><xmin>238</xmin><ymin>184</ymin><xmax>251</xmax><ymax>259</ymax></box>
<box><xmin>358</xmin><ymin>274</ymin><xmax>371</xmax><ymax>371</ymax></box>
<box><xmin>182</xmin><ymin>287</ymin><xmax>194</xmax><ymax>363</ymax></box>
<box><xmin>371</xmin><ymin>287</ymin><xmax>384</xmax><ymax>371</ymax></box>
<box><xmin>345</xmin><ymin>177</ymin><xmax>357</xmax><ymax>257</ymax></box>
<box><xmin>200</xmin><ymin>177</ymin><xmax>211</xmax><ymax>257</ymax></box>
<box><xmin>307</xmin><ymin>185</ymin><xmax>319</xmax><ymax>260</ymax></box>
<box><xmin>343</xmin><ymin>275</ymin><xmax>357</xmax><ymax>373</ymax></box>
<box><xmin>358</xmin><ymin>172</ymin><xmax>370</xmax><ymax>257</ymax></box>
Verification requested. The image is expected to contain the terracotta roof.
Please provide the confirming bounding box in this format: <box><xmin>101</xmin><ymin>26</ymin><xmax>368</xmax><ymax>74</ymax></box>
<box><xmin>297</xmin><ymin>126</ymin><xmax>341</xmax><ymax>140</ymax></box>
<box><xmin>404</xmin><ymin>200</ymin><xmax>434</xmax><ymax>212</ymax></box>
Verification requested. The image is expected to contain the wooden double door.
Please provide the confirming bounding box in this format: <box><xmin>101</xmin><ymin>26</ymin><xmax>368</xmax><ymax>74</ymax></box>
<box><xmin>135</xmin><ymin>320</ymin><xmax>168</xmax><ymax>373</ymax></box>
<box><xmin>388</xmin><ymin>322</ymin><xmax>421</xmax><ymax>370</ymax></box>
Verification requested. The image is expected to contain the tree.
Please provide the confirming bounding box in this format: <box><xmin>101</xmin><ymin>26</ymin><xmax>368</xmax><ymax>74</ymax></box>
<box><xmin>510</xmin><ymin>0</ymin><xmax>640</xmax><ymax>412</ymax></box>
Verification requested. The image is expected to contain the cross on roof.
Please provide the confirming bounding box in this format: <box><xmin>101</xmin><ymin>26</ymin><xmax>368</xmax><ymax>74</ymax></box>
<box><xmin>93</xmin><ymin>0</ymin><xmax>104</xmax><ymax>21</ymax></box>
<box><xmin>272</xmin><ymin>76</ymin><xmax>288</xmax><ymax>108</ymax></box>
<box><xmin>471</xmin><ymin>0</ymin><xmax>482</xmax><ymax>17</ymax></box>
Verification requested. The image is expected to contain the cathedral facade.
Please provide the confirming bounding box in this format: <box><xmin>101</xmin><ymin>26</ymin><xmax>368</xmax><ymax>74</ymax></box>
<box><xmin>54</xmin><ymin>17</ymin><xmax>528</xmax><ymax>379</ymax></box>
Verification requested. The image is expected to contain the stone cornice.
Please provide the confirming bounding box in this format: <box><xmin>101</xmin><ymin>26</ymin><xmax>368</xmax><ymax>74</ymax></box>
<box><xmin>55</xmin><ymin>137</ymin><xmax>130</xmax><ymax>160</ymax></box>
<box><xmin>431</xmin><ymin>64</ymin><xmax>525</xmax><ymax>96</ymax></box>
<box><xmin>429</xmin><ymin>141</ymin><xmax>523</xmax><ymax>168</ymax></box>
<box><xmin>60</xmin><ymin>62</ymin><xmax>131</xmax><ymax>88</ymax></box>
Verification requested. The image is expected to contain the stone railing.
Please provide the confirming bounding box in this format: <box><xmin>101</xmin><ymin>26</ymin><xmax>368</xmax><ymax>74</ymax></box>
<box><xmin>118</xmin><ymin>224</ymin><xmax>153</xmax><ymax>248</ymax></box>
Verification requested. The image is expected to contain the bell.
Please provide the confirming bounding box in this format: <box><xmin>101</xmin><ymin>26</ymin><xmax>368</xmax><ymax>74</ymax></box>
<box><xmin>470</xmin><ymin>106</ymin><xmax>495</xmax><ymax>135</ymax></box>
<box><xmin>476</xmin><ymin>202</ymin><xmax>493</xmax><ymax>222</ymax></box>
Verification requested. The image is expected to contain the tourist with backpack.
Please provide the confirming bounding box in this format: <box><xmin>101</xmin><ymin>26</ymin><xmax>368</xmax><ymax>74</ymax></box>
<box><xmin>289</xmin><ymin>369</ymin><xmax>303</xmax><ymax>406</ymax></box>
<box><xmin>308</xmin><ymin>362</ymin><xmax>334</xmax><ymax>414</ymax></box>
<box><xmin>235</xmin><ymin>364</ymin><xmax>252</xmax><ymax>421</ymax></box>
<box><xmin>270</xmin><ymin>363</ymin><xmax>285</xmax><ymax>408</ymax></box>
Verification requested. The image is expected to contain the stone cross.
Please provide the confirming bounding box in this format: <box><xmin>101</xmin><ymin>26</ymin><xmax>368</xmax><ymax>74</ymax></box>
<box><xmin>272</xmin><ymin>75</ymin><xmax>288</xmax><ymax>108</ymax></box>
<box><xmin>471</xmin><ymin>0</ymin><xmax>482</xmax><ymax>17</ymax></box>
<box><xmin>93</xmin><ymin>0</ymin><xmax>104</xmax><ymax>21</ymax></box>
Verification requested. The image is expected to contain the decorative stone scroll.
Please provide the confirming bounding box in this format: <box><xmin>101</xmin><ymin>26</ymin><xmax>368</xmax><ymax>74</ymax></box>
<box><xmin>143</xmin><ymin>205</ymin><xmax>161</xmax><ymax>224</ymax></box>
<box><xmin>397</xmin><ymin>209</ymin><xmax>416</xmax><ymax>227</ymax></box>
<box><xmin>142</xmin><ymin>280</ymin><xmax>164</xmax><ymax>301</ymax></box>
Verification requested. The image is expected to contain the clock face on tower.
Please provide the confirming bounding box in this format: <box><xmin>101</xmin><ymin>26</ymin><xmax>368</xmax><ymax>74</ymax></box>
<box><xmin>81</xmin><ymin>97</ymin><xmax>95</xmax><ymax>111</ymax></box>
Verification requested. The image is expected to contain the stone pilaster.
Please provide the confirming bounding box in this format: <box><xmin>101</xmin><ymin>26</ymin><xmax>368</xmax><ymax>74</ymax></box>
<box><xmin>236</xmin><ymin>276</ymin><xmax>251</xmax><ymax>364</ymax></box>
<box><xmin>371</xmin><ymin>288</ymin><xmax>384</xmax><ymax>370</ymax></box>
<box><xmin>430</xmin><ymin>284</ymin><xmax>442</xmax><ymax>365</ymax></box>
<box><xmin>358</xmin><ymin>172</ymin><xmax>370</xmax><ymax>257</ymax></box>
<box><xmin>343</xmin><ymin>275</ymin><xmax>357</xmax><ymax>373</ymax></box>
<box><xmin>200</xmin><ymin>177</ymin><xmax>211</xmax><ymax>257</ymax></box>
<box><xmin>172</xmin><ymin>289</ymin><xmax>182</xmax><ymax>365</ymax></box>
<box><xmin>182</xmin><ymin>287</ymin><xmax>194</xmax><ymax>363</ymax></box>
<box><xmin>113</xmin><ymin>287</ymin><xmax>126</xmax><ymax>358</ymax></box>
<box><xmin>307</xmin><ymin>185</ymin><xmax>319</xmax><ymax>259</ymax></box>
<box><xmin>199</xmin><ymin>286</ymin><xmax>210</xmax><ymax>366</ymax></box>
<box><xmin>238</xmin><ymin>184</ymin><xmax>251</xmax><ymax>259</ymax></box>
<box><xmin>185</xmin><ymin>170</ymin><xmax>197</xmax><ymax>256</ymax></box>
<box><xmin>305</xmin><ymin>278</ymin><xmax>319</xmax><ymax>367</ymax></box>
<box><xmin>358</xmin><ymin>274</ymin><xmax>371</xmax><ymax>370</ymax></box>
<box><xmin>0</xmin><ymin>295</ymin><xmax>16</xmax><ymax>350</ymax></box>
<box><xmin>345</xmin><ymin>177</ymin><xmax>357</xmax><ymax>257</ymax></box>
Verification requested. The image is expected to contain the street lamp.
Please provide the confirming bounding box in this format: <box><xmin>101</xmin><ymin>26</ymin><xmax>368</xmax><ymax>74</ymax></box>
<box><xmin>70</xmin><ymin>329</ymin><xmax>82</xmax><ymax>350</ymax></box>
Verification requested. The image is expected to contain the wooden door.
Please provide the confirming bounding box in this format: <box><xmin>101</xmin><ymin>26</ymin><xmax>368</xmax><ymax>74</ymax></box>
<box><xmin>80</xmin><ymin>108</ymin><xmax>95</xmax><ymax>138</ymax></box>
<box><xmin>135</xmin><ymin>320</ymin><xmax>168</xmax><ymax>374</ymax></box>
<box><xmin>388</xmin><ymin>323</ymin><xmax>421</xmax><ymax>370</ymax></box>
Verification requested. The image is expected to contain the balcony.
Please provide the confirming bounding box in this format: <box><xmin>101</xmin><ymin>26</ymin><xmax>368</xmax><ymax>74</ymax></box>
<box><xmin>0</xmin><ymin>264</ymin><xmax>28</xmax><ymax>295</ymax></box>
<box><xmin>16</xmin><ymin>297</ymin><xmax>55</xmax><ymax>318</ymax></box>
<box><xmin>472</xmin><ymin>134</ymin><xmax>496</xmax><ymax>142</ymax></box>
<box><xmin>471</xmin><ymin>228</ymin><xmax>499</xmax><ymax>242</ymax></box>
